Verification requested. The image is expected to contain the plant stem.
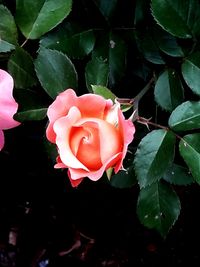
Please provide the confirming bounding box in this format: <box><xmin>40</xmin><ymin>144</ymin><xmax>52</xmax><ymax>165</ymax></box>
<box><xmin>129</xmin><ymin>76</ymin><xmax>155</xmax><ymax>121</ymax></box>
<box><xmin>137</xmin><ymin>116</ymin><xmax>168</xmax><ymax>130</ymax></box>
<box><xmin>20</xmin><ymin>38</ymin><xmax>28</xmax><ymax>48</ymax></box>
<box><xmin>117</xmin><ymin>77</ymin><xmax>155</xmax><ymax>106</ymax></box>
<box><xmin>136</xmin><ymin>116</ymin><xmax>183</xmax><ymax>140</ymax></box>
<box><xmin>134</xmin><ymin>77</ymin><xmax>155</xmax><ymax>103</ymax></box>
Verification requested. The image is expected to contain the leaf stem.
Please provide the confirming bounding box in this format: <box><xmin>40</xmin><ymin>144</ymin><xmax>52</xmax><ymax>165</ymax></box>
<box><xmin>137</xmin><ymin>116</ymin><xmax>168</xmax><ymax>130</ymax></box>
<box><xmin>136</xmin><ymin>116</ymin><xmax>183</xmax><ymax>140</ymax></box>
<box><xmin>129</xmin><ymin>76</ymin><xmax>155</xmax><ymax>121</ymax></box>
<box><xmin>134</xmin><ymin>76</ymin><xmax>155</xmax><ymax>103</ymax></box>
<box><xmin>117</xmin><ymin>77</ymin><xmax>155</xmax><ymax>107</ymax></box>
<box><xmin>20</xmin><ymin>38</ymin><xmax>28</xmax><ymax>48</ymax></box>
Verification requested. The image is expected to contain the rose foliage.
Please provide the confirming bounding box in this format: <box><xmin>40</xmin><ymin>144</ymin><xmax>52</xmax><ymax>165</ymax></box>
<box><xmin>0</xmin><ymin>0</ymin><xmax>200</xmax><ymax>238</ymax></box>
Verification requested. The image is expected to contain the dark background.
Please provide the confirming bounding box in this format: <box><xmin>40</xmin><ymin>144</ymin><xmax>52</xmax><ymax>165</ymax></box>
<box><xmin>0</xmin><ymin>122</ymin><xmax>200</xmax><ymax>267</ymax></box>
<box><xmin>1</xmin><ymin>0</ymin><xmax>200</xmax><ymax>266</ymax></box>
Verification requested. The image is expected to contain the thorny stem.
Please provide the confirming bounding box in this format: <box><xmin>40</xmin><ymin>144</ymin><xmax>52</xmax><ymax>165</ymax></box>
<box><xmin>136</xmin><ymin>116</ymin><xmax>183</xmax><ymax>140</ymax></box>
<box><xmin>137</xmin><ymin>116</ymin><xmax>168</xmax><ymax>131</ymax></box>
<box><xmin>130</xmin><ymin>76</ymin><xmax>155</xmax><ymax>121</ymax></box>
<box><xmin>134</xmin><ymin>76</ymin><xmax>155</xmax><ymax>103</ymax></box>
<box><xmin>117</xmin><ymin>76</ymin><xmax>155</xmax><ymax>117</ymax></box>
<box><xmin>130</xmin><ymin>77</ymin><xmax>183</xmax><ymax>141</ymax></box>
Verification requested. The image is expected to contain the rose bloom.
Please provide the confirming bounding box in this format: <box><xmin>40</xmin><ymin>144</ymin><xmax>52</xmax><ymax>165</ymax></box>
<box><xmin>46</xmin><ymin>89</ymin><xmax>135</xmax><ymax>187</ymax></box>
<box><xmin>0</xmin><ymin>69</ymin><xmax>20</xmax><ymax>150</ymax></box>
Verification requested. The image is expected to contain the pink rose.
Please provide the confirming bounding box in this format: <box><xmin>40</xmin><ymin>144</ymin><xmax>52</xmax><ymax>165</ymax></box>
<box><xmin>46</xmin><ymin>89</ymin><xmax>135</xmax><ymax>187</ymax></box>
<box><xmin>0</xmin><ymin>69</ymin><xmax>20</xmax><ymax>150</ymax></box>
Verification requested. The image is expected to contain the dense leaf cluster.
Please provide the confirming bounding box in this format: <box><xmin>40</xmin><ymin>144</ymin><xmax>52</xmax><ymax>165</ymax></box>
<box><xmin>1</xmin><ymin>0</ymin><xmax>200</xmax><ymax>237</ymax></box>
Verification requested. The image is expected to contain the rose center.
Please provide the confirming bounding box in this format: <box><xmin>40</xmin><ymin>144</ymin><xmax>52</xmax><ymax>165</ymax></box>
<box><xmin>70</xmin><ymin>124</ymin><xmax>102</xmax><ymax>170</ymax></box>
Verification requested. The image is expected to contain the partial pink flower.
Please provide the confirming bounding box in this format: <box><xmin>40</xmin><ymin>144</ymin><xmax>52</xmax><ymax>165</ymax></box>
<box><xmin>0</xmin><ymin>69</ymin><xmax>20</xmax><ymax>150</ymax></box>
<box><xmin>46</xmin><ymin>89</ymin><xmax>135</xmax><ymax>187</ymax></box>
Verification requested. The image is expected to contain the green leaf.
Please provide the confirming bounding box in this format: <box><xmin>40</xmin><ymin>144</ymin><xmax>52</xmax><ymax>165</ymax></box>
<box><xmin>154</xmin><ymin>69</ymin><xmax>184</xmax><ymax>112</ymax></box>
<box><xmin>41</xmin><ymin>25</ymin><xmax>95</xmax><ymax>59</ymax></box>
<box><xmin>155</xmin><ymin>28</ymin><xmax>184</xmax><ymax>57</ymax></box>
<box><xmin>163</xmin><ymin>163</ymin><xmax>194</xmax><ymax>185</ymax></box>
<box><xmin>132</xmin><ymin>62</ymin><xmax>151</xmax><ymax>81</ymax></box>
<box><xmin>85</xmin><ymin>56</ymin><xmax>109</xmax><ymax>92</ymax></box>
<box><xmin>168</xmin><ymin>101</ymin><xmax>200</xmax><ymax>131</ymax></box>
<box><xmin>120</xmin><ymin>104</ymin><xmax>133</xmax><ymax>113</ymax></box>
<box><xmin>134</xmin><ymin>0</ymin><xmax>149</xmax><ymax>26</ymax></box>
<box><xmin>0</xmin><ymin>40</ymin><xmax>15</xmax><ymax>53</ymax></box>
<box><xmin>151</xmin><ymin>0</ymin><xmax>200</xmax><ymax>38</ymax></box>
<box><xmin>110</xmin><ymin>165</ymin><xmax>137</xmax><ymax>188</ymax></box>
<box><xmin>63</xmin><ymin>30</ymin><xmax>95</xmax><ymax>59</ymax></box>
<box><xmin>179</xmin><ymin>133</ymin><xmax>200</xmax><ymax>184</ymax></box>
<box><xmin>93</xmin><ymin>32</ymin><xmax>127</xmax><ymax>87</ymax></box>
<box><xmin>135</xmin><ymin>29</ymin><xmax>165</xmax><ymax>64</ymax></box>
<box><xmin>182</xmin><ymin>52</ymin><xmax>200</xmax><ymax>96</ymax></box>
<box><xmin>91</xmin><ymin>85</ymin><xmax>133</xmax><ymax>112</ymax></box>
<box><xmin>91</xmin><ymin>85</ymin><xmax>116</xmax><ymax>102</ymax></box>
<box><xmin>8</xmin><ymin>47</ymin><xmax>37</xmax><ymax>89</ymax></box>
<box><xmin>93</xmin><ymin>0</ymin><xmax>117</xmax><ymax>20</ymax></box>
<box><xmin>0</xmin><ymin>5</ymin><xmax>18</xmax><ymax>51</ymax></box>
<box><xmin>15</xmin><ymin>108</ymin><xmax>47</xmax><ymax>122</ymax></box>
<box><xmin>34</xmin><ymin>48</ymin><xmax>78</xmax><ymax>99</ymax></box>
<box><xmin>106</xmin><ymin>167</ymin><xmax>113</xmax><ymax>180</ymax></box>
<box><xmin>137</xmin><ymin>181</ymin><xmax>181</xmax><ymax>237</ymax></box>
<box><xmin>134</xmin><ymin>129</ymin><xmax>176</xmax><ymax>188</ymax></box>
<box><xmin>16</xmin><ymin>0</ymin><xmax>72</xmax><ymax>39</ymax></box>
<box><xmin>108</xmin><ymin>33</ymin><xmax>127</xmax><ymax>87</ymax></box>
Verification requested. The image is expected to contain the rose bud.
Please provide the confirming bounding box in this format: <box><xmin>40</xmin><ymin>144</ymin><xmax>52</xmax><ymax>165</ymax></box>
<box><xmin>46</xmin><ymin>89</ymin><xmax>135</xmax><ymax>187</ymax></box>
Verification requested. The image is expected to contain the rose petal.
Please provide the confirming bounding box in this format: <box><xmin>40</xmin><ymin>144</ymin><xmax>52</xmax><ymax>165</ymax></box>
<box><xmin>114</xmin><ymin>109</ymin><xmax>135</xmax><ymax>173</ymax></box>
<box><xmin>46</xmin><ymin>88</ymin><xmax>136</xmax><ymax>187</ymax></box>
<box><xmin>69</xmin><ymin>152</ymin><xmax>122</xmax><ymax>181</ymax></box>
<box><xmin>70</xmin><ymin>122</ymin><xmax>102</xmax><ymax>170</ymax></box>
<box><xmin>0</xmin><ymin>70</ymin><xmax>20</xmax><ymax>129</ymax></box>
<box><xmin>46</xmin><ymin>89</ymin><xmax>114</xmax><ymax>143</ymax></box>
<box><xmin>68</xmin><ymin>167</ymin><xmax>88</xmax><ymax>180</ymax></box>
<box><xmin>46</xmin><ymin>89</ymin><xmax>77</xmax><ymax>143</ymax></box>
<box><xmin>68</xmin><ymin>170</ymin><xmax>84</xmax><ymax>187</ymax></box>
<box><xmin>78</xmin><ymin>94</ymin><xmax>112</xmax><ymax>119</ymax></box>
<box><xmin>0</xmin><ymin>130</ymin><xmax>5</xmax><ymax>151</ymax></box>
<box><xmin>0</xmin><ymin>110</ymin><xmax>20</xmax><ymax>130</ymax></box>
<box><xmin>69</xmin><ymin>126</ymin><xmax>89</xmax><ymax>156</ymax></box>
<box><xmin>53</xmin><ymin>106</ymin><xmax>89</xmax><ymax>171</ymax></box>
<box><xmin>55</xmin><ymin>156</ymin><xmax>84</xmax><ymax>187</ymax></box>
<box><xmin>97</xmin><ymin>120</ymin><xmax>122</xmax><ymax>164</ymax></box>
<box><xmin>105</xmin><ymin>101</ymin><xmax>120</xmax><ymax>126</ymax></box>
<box><xmin>73</xmin><ymin>117</ymin><xmax>122</xmax><ymax>164</ymax></box>
<box><xmin>54</xmin><ymin>156</ymin><xmax>67</xmax><ymax>169</ymax></box>
<box><xmin>87</xmin><ymin>152</ymin><xmax>122</xmax><ymax>181</ymax></box>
